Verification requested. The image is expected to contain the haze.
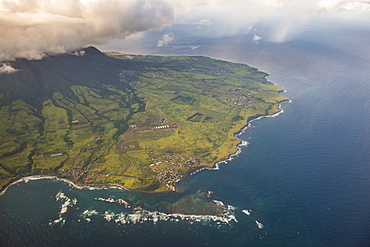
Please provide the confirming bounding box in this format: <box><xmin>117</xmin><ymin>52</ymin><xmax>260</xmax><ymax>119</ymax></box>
<box><xmin>0</xmin><ymin>0</ymin><xmax>369</xmax><ymax>66</ymax></box>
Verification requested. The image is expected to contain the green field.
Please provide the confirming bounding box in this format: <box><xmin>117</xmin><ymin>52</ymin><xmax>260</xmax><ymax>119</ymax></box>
<box><xmin>0</xmin><ymin>51</ymin><xmax>287</xmax><ymax>192</ymax></box>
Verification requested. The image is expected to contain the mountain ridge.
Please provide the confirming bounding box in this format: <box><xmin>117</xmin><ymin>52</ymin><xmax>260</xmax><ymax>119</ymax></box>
<box><xmin>0</xmin><ymin>46</ymin><xmax>137</xmax><ymax>109</ymax></box>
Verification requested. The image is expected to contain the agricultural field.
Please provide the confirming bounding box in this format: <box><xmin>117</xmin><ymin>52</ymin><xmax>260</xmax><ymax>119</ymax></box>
<box><xmin>0</xmin><ymin>50</ymin><xmax>287</xmax><ymax>192</ymax></box>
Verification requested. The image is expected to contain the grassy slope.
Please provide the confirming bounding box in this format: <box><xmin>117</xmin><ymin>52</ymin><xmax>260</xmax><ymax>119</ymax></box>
<box><xmin>107</xmin><ymin>54</ymin><xmax>288</xmax><ymax>191</ymax></box>
<box><xmin>0</xmin><ymin>50</ymin><xmax>287</xmax><ymax>192</ymax></box>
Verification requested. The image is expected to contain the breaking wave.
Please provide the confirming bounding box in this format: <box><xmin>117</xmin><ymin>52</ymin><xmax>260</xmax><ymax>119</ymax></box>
<box><xmin>49</xmin><ymin>191</ymin><xmax>77</xmax><ymax>226</ymax></box>
<box><xmin>79</xmin><ymin>205</ymin><xmax>238</xmax><ymax>226</ymax></box>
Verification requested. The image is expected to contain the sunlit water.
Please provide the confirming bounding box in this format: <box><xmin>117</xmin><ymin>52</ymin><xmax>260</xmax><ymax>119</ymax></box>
<box><xmin>1</xmin><ymin>35</ymin><xmax>370</xmax><ymax>247</ymax></box>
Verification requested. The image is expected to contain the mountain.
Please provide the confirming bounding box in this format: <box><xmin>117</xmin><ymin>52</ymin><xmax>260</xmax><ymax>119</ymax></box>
<box><xmin>0</xmin><ymin>47</ymin><xmax>139</xmax><ymax>109</ymax></box>
<box><xmin>0</xmin><ymin>47</ymin><xmax>147</xmax><ymax>190</ymax></box>
<box><xmin>0</xmin><ymin>48</ymin><xmax>287</xmax><ymax>192</ymax></box>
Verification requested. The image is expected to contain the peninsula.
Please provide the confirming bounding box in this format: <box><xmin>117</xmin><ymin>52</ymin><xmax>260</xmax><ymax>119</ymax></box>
<box><xmin>0</xmin><ymin>47</ymin><xmax>287</xmax><ymax>192</ymax></box>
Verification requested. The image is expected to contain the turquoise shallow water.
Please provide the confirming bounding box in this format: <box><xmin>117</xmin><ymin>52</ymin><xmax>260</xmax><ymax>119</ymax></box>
<box><xmin>1</xmin><ymin>37</ymin><xmax>370</xmax><ymax>246</ymax></box>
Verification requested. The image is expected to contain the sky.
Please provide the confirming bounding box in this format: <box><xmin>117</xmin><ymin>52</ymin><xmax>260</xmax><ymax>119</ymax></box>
<box><xmin>0</xmin><ymin>0</ymin><xmax>369</xmax><ymax>69</ymax></box>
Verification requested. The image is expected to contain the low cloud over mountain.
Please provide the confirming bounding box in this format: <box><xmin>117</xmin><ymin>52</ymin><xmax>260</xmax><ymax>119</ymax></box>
<box><xmin>0</xmin><ymin>0</ymin><xmax>174</xmax><ymax>61</ymax></box>
<box><xmin>1</xmin><ymin>0</ymin><xmax>369</xmax><ymax>62</ymax></box>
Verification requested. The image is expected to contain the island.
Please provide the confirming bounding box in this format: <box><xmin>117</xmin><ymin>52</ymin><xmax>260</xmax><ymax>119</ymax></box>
<box><xmin>0</xmin><ymin>47</ymin><xmax>287</xmax><ymax>192</ymax></box>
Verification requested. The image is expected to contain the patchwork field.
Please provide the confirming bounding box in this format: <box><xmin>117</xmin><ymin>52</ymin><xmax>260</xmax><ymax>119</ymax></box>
<box><xmin>0</xmin><ymin>52</ymin><xmax>287</xmax><ymax>191</ymax></box>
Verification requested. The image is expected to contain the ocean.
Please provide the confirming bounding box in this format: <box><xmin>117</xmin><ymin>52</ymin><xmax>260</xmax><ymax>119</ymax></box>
<box><xmin>1</xmin><ymin>31</ymin><xmax>370</xmax><ymax>246</ymax></box>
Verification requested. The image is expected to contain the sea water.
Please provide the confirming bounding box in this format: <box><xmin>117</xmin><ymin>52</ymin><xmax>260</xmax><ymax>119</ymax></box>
<box><xmin>1</xmin><ymin>35</ymin><xmax>370</xmax><ymax>246</ymax></box>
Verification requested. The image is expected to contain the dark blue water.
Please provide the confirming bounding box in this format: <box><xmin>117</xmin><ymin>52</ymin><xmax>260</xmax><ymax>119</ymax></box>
<box><xmin>1</xmin><ymin>34</ymin><xmax>370</xmax><ymax>246</ymax></box>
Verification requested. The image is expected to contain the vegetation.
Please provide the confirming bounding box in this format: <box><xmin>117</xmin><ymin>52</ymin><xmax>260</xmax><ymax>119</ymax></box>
<box><xmin>0</xmin><ymin>48</ymin><xmax>287</xmax><ymax>191</ymax></box>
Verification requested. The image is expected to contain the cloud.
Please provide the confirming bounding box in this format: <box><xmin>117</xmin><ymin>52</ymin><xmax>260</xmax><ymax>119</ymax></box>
<box><xmin>317</xmin><ymin>0</ymin><xmax>370</xmax><ymax>11</ymax></box>
<box><xmin>157</xmin><ymin>33</ymin><xmax>175</xmax><ymax>47</ymax></box>
<box><xmin>193</xmin><ymin>19</ymin><xmax>213</xmax><ymax>25</ymax></box>
<box><xmin>1</xmin><ymin>0</ymin><xmax>369</xmax><ymax>61</ymax></box>
<box><xmin>168</xmin><ymin>0</ymin><xmax>370</xmax><ymax>42</ymax></box>
<box><xmin>252</xmin><ymin>34</ymin><xmax>262</xmax><ymax>44</ymax></box>
<box><xmin>70</xmin><ymin>50</ymin><xmax>86</xmax><ymax>56</ymax></box>
<box><xmin>169</xmin><ymin>0</ymin><xmax>370</xmax><ymax>12</ymax></box>
<box><xmin>0</xmin><ymin>0</ymin><xmax>175</xmax><ymax>61</ymax></box>
<box><xmin>0</xmin><ymin>63</ymin><xmax>19</xmax><ymax>74</ymax></box>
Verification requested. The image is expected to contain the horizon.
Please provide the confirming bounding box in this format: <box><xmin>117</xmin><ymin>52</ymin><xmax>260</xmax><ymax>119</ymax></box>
<box><xmin>1</xmin><ymin>1</ymin><xmax>370</xmax><ymax>247</ymax></box>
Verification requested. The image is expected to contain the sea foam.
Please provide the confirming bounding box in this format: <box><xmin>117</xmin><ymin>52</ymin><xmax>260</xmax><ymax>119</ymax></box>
<box><xmin>255</xmin><ymin>220</ymin><xmax>264</xmax><ymax>229</ymax></box>
<box><xmin>95</xmin><ymin>197</ymin><xmax>131</xmax><ymax>208</ymax></box>
<box><xmin>49</xmin><ymin>191</ymin><xmax>77</xmax><ymax>226</ymax></box>
<box><xmin>242</xmin><ymin>209</ymin><xmax>251</xmax><ymax>216</ymax></box>
<box><xmin>79</xmin><ymin>202</ymin><xmax>238</xmax><ymax>226</ymax></box>
<box><xmin>0</xmin><ymin>175</ymin><xmax>127</xmax><ymax>198</ymax></box>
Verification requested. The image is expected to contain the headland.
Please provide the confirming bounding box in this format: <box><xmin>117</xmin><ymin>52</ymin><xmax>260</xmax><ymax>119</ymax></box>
<box><xmin>0</xmin><ymin>48</ymin><xmax>288</xmax><ymax>192</ymax></box>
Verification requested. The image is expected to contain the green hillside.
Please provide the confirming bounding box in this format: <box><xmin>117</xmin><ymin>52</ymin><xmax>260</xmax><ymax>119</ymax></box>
<box><xmin>0</xmin><ymin>48</ymin><xmax>287</xmax><ymax>191</ymax></box>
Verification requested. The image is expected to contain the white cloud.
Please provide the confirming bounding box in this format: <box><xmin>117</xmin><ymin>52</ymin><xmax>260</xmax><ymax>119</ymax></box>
<box><xmin>176</xmin><ymin>19</ymin><xmax>188</xmax><ymax>24</ymax></box>
<box><xmin>168</xmin><ymin>0</ymin><xmax>370</xmax><ymax>12</ymax></box>
<box><xmin>0</xmin><ymin>63</ymin><xmax>19</xmax><ymax>74</ymax></box>
<box><xmin>1</xmin><ymin>0</ymin><xmax>370</xmax><ymax>61</ymax></box>
<box><xmin>0</xmin><ymin>0</ymin><xmax>175</xmax><ymax>61</ymax></box>
<box><xmin>70</xmin><ymin>50</ymin><xmax>86</xmax><ymax>56</ymax></box>
<box><xmin>317</xmin><ymin>0</ymin><xmax>370</xmax><ymax>11</ymax></box>
<box><xmin>193</xmin><ymin>19</ymin><xmax>213</xmax><ymax>25</ymax></box>
<box><xmin>253</xmin><ymin>34</ymin><xmax>262</xmax><ymax>44</ymax></box>
<box><xmin>168</xmin><ymin>0</ymin><xmax>370</xmax><ymax>42</ymax></box>
<box><xmin>157</xmin><ymin>33</ymin><xmax>175</xmax><ymax>47</ymax></box>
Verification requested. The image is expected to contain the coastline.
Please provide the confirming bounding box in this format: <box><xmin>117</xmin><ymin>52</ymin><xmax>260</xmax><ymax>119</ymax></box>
<box><xmin>0</xmin><ymin>175</ymin><xmax>127</xmax><ymax>197</ymax></box>
<box><xmin>0</xmin><ymin>97</ymin><xmax>289</xmax><ymax>196</ymax></box>
<box><xmin>187</xmin><ymin>98</ymin><xmax>289</xmax><ymax>177</ymax></box>
<box><xmin>0</xmin><ymin>173</ymin><xmax>179</xmax><ymax>196</ymax></box>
